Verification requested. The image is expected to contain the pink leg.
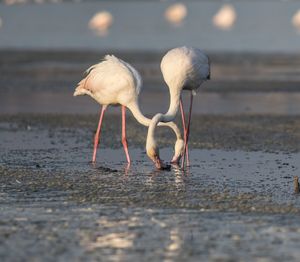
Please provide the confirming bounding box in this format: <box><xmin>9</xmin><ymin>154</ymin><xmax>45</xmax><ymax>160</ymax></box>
<box><xmin>180</xmin><ymin>97</ymin><xmax>190</xmax><ymax>166</ymax></box>
<box><xmin>181</xmin><ymin>92</ymin><xmax>194</xmax><ymax>168</ymax></box>
<box><xmin>121</xmin><ymin>105</ymin><xmax>131</xmax><ymax>164</ymax></box>
<box><xmin>92</xmin><ymin>105</ymin><xmax>107</xmax><ymax>163</ymax></box>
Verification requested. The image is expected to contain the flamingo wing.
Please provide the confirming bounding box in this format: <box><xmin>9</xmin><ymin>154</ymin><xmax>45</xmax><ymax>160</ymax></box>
<box><xmin>73</xmin><ymin>55</ymin><xmax>142</xmax><ymax>106</ymax></box>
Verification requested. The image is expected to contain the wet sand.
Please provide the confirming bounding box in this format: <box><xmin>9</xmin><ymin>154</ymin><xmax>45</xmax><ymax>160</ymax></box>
<box><xmin>1</xmin><ymin>114</ymin><xmax>300</xmax><ymax>261</ymax></box>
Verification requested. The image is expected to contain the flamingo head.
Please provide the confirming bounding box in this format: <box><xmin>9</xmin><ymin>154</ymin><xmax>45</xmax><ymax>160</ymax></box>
<box><xmin>146</xmin><ymin>141</ymin><xmax>170</xmax><ymax>170</ymax></box>
<box><xmin>170</xmin><ymin>138</ymin><xmax>184</xmax><ymax>164</ymax></box>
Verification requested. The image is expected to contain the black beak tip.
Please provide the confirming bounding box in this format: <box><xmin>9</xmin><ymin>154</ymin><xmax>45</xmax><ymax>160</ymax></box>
<box><xmin>161</xmin><ymin>164</ymin><xmax>171</xmax><ymax>171</ymax></box>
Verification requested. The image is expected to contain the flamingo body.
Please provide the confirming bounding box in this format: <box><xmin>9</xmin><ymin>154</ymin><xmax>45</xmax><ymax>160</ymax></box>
<box><xmin>74</xmin><ymin>55</ymin><xmax>141</xmax><ymax>107</ymax></box>
<box><xmin>161</xmin><ymin>46</ymin><xmax>210</xmax><ymax>93</ymax></box>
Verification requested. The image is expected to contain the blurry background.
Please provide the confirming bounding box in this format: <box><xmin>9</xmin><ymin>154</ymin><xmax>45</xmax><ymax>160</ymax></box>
<box><xmin>1</xmin><ymin>0</ymin><xmax>300</xmax><ymax>115</ymax></box>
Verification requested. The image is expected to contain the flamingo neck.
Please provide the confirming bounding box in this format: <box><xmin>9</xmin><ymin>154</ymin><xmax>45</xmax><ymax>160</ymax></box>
<box><xmin>127</xmin><ymin>100</ymin><xmax>182</xmax><ymax>140</ymax></box>
<box><xmin>146</xmin><ymin>85</ymin><xmax>183</xmax><ymax>162</ymax></box>
<box><xmin>146</xmin><ymin>113</ymin><xmax>163</xmax><ymax>151</ymax></box>
<box><xmin>164</xmin><ymin>86</ymin><xmax>181</xmax><ymax>122</ymax></box>
<box><xmin>127</xmin><ymin>100</ymin><xmax>150</xmax><ymax>127</ymax></box>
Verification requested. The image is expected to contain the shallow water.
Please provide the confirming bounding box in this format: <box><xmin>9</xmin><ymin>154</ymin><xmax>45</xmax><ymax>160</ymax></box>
<box><xmin>0</xmin><ymin>114</ymin><xmax>299</xmax><ymax>206</ymax></box>
<box><xmin>2</xmin><ymin>205</ymin><xmax>300</xmax><ymax>262</ymax></box>
<box><xmin>2</xmin><ymin>142</ymin><xmax>300</xmax><ymax>209</ymax></box>
<box><xmin>2</xmin><ymin>50</ymin><xmax>300</xmax><ymax>116</ymax></box>
<box><xmin>1</xmin><ymin>115</ymin><xmax>300</xmax><ymax>261</ymax></box>
<box><xmin>1</xmin><ymin>1</ymin><xmax>300</xmax><ymax>53</ymax></box>
<box><xmin>2</xmin><ymin>90</ymin><xmax>300</xmax><ymax>115</ymax></box>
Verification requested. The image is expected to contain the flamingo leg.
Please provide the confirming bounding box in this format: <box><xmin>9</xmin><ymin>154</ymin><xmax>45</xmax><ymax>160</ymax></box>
<box><xmin>181</xmin><ymin>92</ymin><xmax>194</xmax><ymax>168</ymax></box>
<box><xmin>92</xmin><ymin>105</ymin><xmax>107</xmax><ymax>163</ymax></box>
<box><xmin>179</xmin><ymin>97</ymin><xmax>190</xmax><ymax>166</ymax></box>
<box><xmin>121</xmin><ymin>105</ymin><xmax>131</xmax><ymax>164</ymax></box>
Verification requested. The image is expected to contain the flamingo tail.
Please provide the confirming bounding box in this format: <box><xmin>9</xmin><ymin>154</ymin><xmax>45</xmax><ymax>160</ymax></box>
<box><xmin>73</xmin><ymin>79</ymin><xmax>88</xmax><ymax>96</ymax></box>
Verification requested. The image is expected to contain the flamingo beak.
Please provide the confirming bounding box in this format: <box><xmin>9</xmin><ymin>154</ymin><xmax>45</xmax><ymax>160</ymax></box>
<box><xmin>170</xmin><ymin>155</ymin><xmax>181</xmax><ymax>164</ymax></box>
<box><xmin>154</xmin><ymin>156</ymin><xmax>171</xmax><ymax>170</ymax></box>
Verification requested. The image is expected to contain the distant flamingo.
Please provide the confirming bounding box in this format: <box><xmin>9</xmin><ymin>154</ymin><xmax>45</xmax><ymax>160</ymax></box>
<box><xmin>213</xmin><ymin>4</ymin><xmax>236</xmax><ymax>31</ymax></box>
<box><xmin>164</xmin><ymin>3</ymin><xmax>187</xmax><ymax>26</ymax></box>
<box><xmin>146</xmin><ymin>46</ymin><xmax>210</xmax><ymax>168</ymax></box>
<box><xmin>89</xmin><ymin>11</ymin><xmax>113</xmax><ymax>36</ymax></box>
<box><xmin>74</xmin><ymin>55</ymin><xmax>184</xmax><ymax>167</ymax></box>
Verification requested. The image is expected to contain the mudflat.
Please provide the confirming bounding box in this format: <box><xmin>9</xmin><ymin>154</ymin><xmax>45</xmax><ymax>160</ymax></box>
<box><xmin>1</xmin><ymin>114</ymin><xmax>300</xmax><ymax>261</ymax></box>
<box><xmin>1</xmin><ymin>51</ymin><xmax>300</xmax><ymax>261</ymax></box>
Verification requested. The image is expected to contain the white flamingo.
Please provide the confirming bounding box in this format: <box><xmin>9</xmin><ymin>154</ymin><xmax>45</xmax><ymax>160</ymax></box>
<box><xmin>146</xmin><ymin>46</ymin><xmax>210</xmax><ymax>168</ymax></box>
<box><xmin>89</xmin><ymin>11</ymin><xmax>114</xmax><ymax>36</ymax></box>
<box><xmin>74</xmin><ymin>55</ymin><xmax>184</xmax><ymax>167</ymax></box>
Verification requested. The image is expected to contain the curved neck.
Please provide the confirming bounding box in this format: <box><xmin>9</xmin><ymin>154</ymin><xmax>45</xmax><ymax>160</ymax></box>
<box><xmin>127</xmin><ymin>100</ymin><xmax>150</xmax><ymax>127</ymax></box>
<box><xmin>146</xmin><ymin>113</ymin><xmax>163</xmax><ymax>150</ymax></box>
<box><xmin>146</xmin><ymin>85</ymin><xmax>183</xmax><ymax>152</ymax></box>
<box><xmin>164</xmin><ymin>86</ymin><xmax>181</xmax><ymax>121</ymax></box>
<box><xmin>127</xmin><ymin>100</ymin><xmax>182</xmax><ymax>140</ymax></box>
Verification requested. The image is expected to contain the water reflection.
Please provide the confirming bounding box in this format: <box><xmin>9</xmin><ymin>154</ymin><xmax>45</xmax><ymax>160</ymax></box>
<box><xmin>81</xmin><ymin>231</ymin><xmax>135</xmax><ymax>251</ymax></box>
<box><xmin>123</xmin><ymin>162</ymin><xmax>131</xmax><ymax>176</ymax></box>
<box><xmin>172</xmin><ymin>162</ymin><xmax>191</xmax><ymax>177</ymax></box>
<box><xmin>213</xmin><ymin>4</ymin><xmax>236</xmax><ymax>30</ymax></box>
<box><xmin>78</xmin><ymin>211</ymin><xmax>184</xmax><ymax>259</ymax></box>
<box><xmin>166</xmin><ymin>228</ymin><xmax>181</xmax><ymax>254</ymax></box>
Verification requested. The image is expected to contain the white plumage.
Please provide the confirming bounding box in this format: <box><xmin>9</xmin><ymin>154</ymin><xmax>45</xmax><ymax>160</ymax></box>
<box><xmin>74</xmin><ymin>55</ymin><xmax>141</xmax><ymax>106</ymax></box>
<box><xmin>161</xmin><ymin>46</ymin><xmax>210</xmax><ymax>93</ymax></box>
<box><xmin>146</xmin><ymin>46</ymin><xmax>210</xmax><ymax>168</ymax></box>
<box><xmin>74</xmin><ymin>55</ymin><xmax>183</xmax><ymax>165</ymax></box>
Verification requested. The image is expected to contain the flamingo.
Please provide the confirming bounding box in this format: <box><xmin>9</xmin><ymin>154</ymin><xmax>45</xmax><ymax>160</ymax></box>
<box><xmin>164</xmin><ymin>3</ymin><xmax>187</xmax><ymax>26</ymax></box>
<box><xmin>212</xmin><ymin>4</ymin><xmax>236</xmax><ymax>31</ymax></box>
<box><xmin>292</xmin><ymin>9</ymin><xmax>300</xmax><ymax>33</ymax></box>
<box><xmin>73</xmin><ymin>55</ymin><xmax>184</xmax><ymax>168</ymax></box>
<box><xmin>89</xmin><ymin>11</ymin><xmax>114</xmax><ymax>36</ymax></box>
<box><xmin>146</xmin><ymin>46</ymin><xmax>210</xmax><ymax>169</ymax></box>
